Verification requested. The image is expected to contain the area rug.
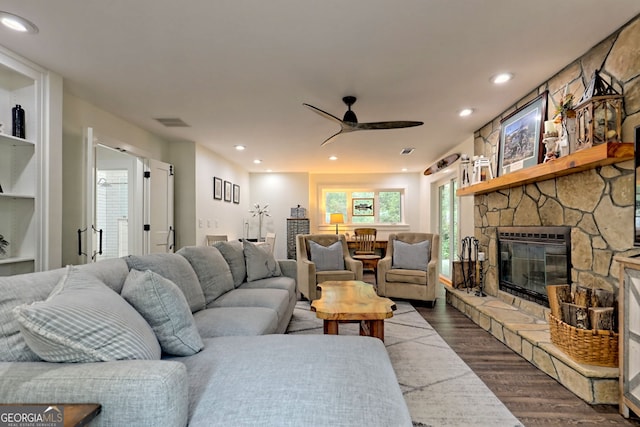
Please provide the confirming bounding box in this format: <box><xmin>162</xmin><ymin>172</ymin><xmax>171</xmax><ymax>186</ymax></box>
<box><xmin>287</xmin><ymin>300</ymin><xmax>524</xmax><ymax>427</ymax></box>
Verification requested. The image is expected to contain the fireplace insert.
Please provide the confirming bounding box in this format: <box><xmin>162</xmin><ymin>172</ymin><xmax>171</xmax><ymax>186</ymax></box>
<box><xmin>497</xmin><ymin>226</ymin><xmax>571</xmax><ymax>307</ymax></box>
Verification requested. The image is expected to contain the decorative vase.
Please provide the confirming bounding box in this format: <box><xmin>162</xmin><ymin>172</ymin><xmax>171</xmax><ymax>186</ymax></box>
<box><xmin>12</xmin><ymin>104</ymin><xmax>25</xmax><ymax>139</ymax></box>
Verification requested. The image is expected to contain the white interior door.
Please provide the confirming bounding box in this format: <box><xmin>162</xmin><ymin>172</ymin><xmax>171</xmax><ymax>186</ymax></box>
<box><xmin>144</xmin><ymin>158</ymin><xmax>175</xmax><ymax>253</ymax></box>
<box><xmin>81</xmin><ymin>127</ymin><xmax>173</xmax><ymax>262</ymax></box>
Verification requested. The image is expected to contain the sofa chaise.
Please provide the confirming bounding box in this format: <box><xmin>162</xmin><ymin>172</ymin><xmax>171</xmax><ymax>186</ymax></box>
<box><xmin>0</xmin><ymin>241</ymin><xmax>411</xmax><ymax>426</ymax></box>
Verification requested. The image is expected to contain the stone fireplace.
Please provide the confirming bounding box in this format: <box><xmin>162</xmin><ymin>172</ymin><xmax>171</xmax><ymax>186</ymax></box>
<box><xmin>474</xmin><ymin>163</ymin><xmax>636</xmax><ymax>301</ymax></box>
<box><xmin>497</xmin><ymin>226</ymin><xmax>571</xmax><ymax>307</ymax></box>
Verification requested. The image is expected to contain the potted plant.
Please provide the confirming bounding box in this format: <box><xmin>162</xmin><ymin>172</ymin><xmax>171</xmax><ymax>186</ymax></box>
<box><xmin>0</xmin><ymin>234</ymin><xmax>8</xmax><ymax>257</ymax></box>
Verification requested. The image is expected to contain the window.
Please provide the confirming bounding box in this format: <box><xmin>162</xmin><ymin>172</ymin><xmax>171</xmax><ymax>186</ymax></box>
<box><xmin>322</xmin><ymin>189</ymin><xmax>403</xmax><ymax>224</ymax></box>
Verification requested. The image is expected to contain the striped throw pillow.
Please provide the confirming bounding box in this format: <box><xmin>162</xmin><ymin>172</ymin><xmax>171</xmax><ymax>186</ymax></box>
<box><xmin>13</xmin><ymin>266</ymin><xmax>161</xmax><ymax>363</ymax></box>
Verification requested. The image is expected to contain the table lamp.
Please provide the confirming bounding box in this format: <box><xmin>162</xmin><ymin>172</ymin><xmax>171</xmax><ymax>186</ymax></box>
<box><xmin>329</xmin><ymin>213</ymin><xmax>344</xmax><ymax>234</ymax></box>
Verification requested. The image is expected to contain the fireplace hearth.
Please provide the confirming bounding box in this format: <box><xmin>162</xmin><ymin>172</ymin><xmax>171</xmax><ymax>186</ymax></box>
<box><xmin>497</xmin><ymin>226</ymin><xmax>571</xmax><ymax>307</ymax></box>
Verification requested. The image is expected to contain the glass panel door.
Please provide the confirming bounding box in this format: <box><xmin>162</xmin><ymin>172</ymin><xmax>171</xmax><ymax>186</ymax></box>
<box><xmin>438</xmin><ymin>178</ymin><xmax>459</xmax><ymax>279</ymax></box>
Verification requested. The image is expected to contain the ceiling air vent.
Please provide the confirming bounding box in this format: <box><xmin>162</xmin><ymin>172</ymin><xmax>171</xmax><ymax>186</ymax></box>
<box><xmin>154</xmin><ymin>117</ymin><xmax>190</xmax><ymax>127</ymax></box>
<box><xmin>400</xmin><ymin>147</ymin><xmax>415</xmax><ymax>155</ymax></box>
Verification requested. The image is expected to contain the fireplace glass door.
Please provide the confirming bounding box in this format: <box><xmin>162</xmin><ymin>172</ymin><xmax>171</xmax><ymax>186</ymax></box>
<box><xmin>498</xmin><ymin>226</ymin><xmax>571</xmax><ymax>306</ymax></box>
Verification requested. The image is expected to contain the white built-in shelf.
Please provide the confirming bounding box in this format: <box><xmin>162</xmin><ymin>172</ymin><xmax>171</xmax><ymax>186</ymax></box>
<box><xmin>0</xmin><ymin>257</ymin><xmax>34</xmax><ymax>265</ymax></box>
<box><xmin>0</xmin><ymin>193</ymin><xmax>35</xmax><ymax>200</ymax></box>
<box><xmin>0</xmin><ymin>133</ymin><xmax>34</xmax><ymax>147</ymax></box>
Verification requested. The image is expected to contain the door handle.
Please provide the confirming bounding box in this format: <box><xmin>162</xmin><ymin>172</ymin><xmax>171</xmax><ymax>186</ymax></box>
<box><xmin>167</xmin><ymin>226</ymin><xmax>175</xmax><ymax>252</ymax></box>
<box><xmin>77</xmin><ymin>228</ymin><xmax>87</xmax><ymax>256</ymax></box>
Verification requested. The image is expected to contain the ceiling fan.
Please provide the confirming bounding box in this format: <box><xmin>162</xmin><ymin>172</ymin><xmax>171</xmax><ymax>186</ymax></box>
<box><xmin>303</xmin><ymin>96</ymin><xmax>424</xmax><ymax>146</ymax></box>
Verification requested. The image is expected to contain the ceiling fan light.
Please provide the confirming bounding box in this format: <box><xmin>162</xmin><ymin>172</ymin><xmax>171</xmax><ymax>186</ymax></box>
<box><xmin>343</xmin><ymin>110</ymin><xmax>357</xmax><ymax>123</ymax></box>
<box><xmin>0</xmin><ymin>12</ymin><xmax>38</xmax><ymax>33</ymax></box>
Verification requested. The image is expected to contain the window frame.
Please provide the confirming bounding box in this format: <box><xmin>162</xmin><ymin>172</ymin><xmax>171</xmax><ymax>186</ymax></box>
<box><xmin>320</xmin><ymin>187</ymin><xmax>406</xmax><ymax>226</ymax></box>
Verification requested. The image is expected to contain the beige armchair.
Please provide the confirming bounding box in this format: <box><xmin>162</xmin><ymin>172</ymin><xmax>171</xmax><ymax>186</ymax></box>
<box><xmin>296</xmin><ymin>234</ymin><xmax>363</xmax><ymax>301</ymax></box>
<box><xmin>376</xmin><ymin>232</ymin><xmax>439</xmax><ymax>306</ymax></box>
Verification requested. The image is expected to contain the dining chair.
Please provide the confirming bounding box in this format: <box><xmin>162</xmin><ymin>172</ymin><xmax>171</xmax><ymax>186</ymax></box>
<box><xmin>352</xmin><ymin>228</ymin><xmax>381</xmax><ymax>279</ymax></box>
<box><xmin>264</xmin><ymin>232</ymin><xmax>276</xmax><ymax>254</ymax></box>
<box><xmin>206</xmin><ymin>235</ymin><xmax>228</xmax><ymax>246</ymax></box>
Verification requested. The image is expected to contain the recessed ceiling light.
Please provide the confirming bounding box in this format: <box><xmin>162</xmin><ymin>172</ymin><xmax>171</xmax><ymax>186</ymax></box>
<box><xmin>401</xmin><ymin>168</ymin><xmax>408</xmax><ymax>172</ymax></box>
<box><xmin>266</xmin><ymin>169</ymin><xmax>273</xmax><ymax>173</ymax></box>
<box><xmin>491</xmin><ymin>73</ymin><xmax>513</xmax><ymax>84</ymax></box>
<box><xmin>0</xmin><ymin>12</ymin><xmax>38</xmax><ymax>34</ymax></box>
<box><xmin>329</xmin><ymin>156</ymin><xmax>338</xmax><ymax>161</ymax></box>
<box><xmin>459</xmin><ymin>108</ymin><xmax>474</xmax><ymax>117</ymax></box>
<box><xmin>253</xmin><ymin>159</ymin><xmax>262</xmax><ymax>164</ymax></box>
<box><xmin>235</xmin><ymin>145</ymin><xmax>246</xmax><ymax>151</ymax></box>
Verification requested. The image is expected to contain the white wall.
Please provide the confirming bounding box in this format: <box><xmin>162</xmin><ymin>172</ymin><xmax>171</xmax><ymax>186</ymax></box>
<box><xmin>422</xmin><ymin>135</ymin><xmax>475</xmax><ymax>251</ymax></box>
<box><xmin>193</xmin><ymin>143</ymin><xmax>250</xmax><ymax>246</ymax></box>
<box><xmin>62</xmin><ymin>93</ymin><xmax>171</xmax><ymax>265</ymax></box>
<box><xmin>249</xmin><ymin>172</ymin><xmax>310</xmax><ymax>259</ymax></box>
<box><xmin>308</xmin><ymin>172</ymin><xmax>422</xmax><ymax>240</ymax></box>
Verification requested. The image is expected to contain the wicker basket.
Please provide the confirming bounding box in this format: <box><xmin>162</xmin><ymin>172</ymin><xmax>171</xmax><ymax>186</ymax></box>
<box><xmin>548</xmin><ymin>313</ymin><xmax>619</xmax><ymax>367</ymax></box>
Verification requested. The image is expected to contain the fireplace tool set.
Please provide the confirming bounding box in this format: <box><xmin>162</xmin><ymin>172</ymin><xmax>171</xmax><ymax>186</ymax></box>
<box><xmin>459</xmin><ymin>236</ymin><xmax>486</xmax><ymax>297</ymax></box>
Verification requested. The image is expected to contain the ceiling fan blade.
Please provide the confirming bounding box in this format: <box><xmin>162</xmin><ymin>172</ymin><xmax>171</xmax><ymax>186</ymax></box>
<box><xmin>303</xmin><ymin>103</ymin><xmax>343</xmax><ymax>124</ymax></box>
<box><xmin>355</xmin><ymin>120</ymin><xmax>424</xmax><ymax>130</ymax></box>
<box><xmin>320</xmin><ymin>129</ymin><xmax>345</xmax><ymax>146</ymax></box>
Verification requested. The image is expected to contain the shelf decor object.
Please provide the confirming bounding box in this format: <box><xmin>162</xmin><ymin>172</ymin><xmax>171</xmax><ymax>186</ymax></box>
<box><xmin>498</xmin><ymin>91</ymin><xmax>548</xmax><ymax>177</ymax></box>
<box><xmin>249</xmin><ymin>203</ymin><xmax>270</xmax><ymax>241</ymax></box>
<box><xmin>575</xmin><ymin>70</ymin><xmax>623</xmax><ymax>151</ymax></box>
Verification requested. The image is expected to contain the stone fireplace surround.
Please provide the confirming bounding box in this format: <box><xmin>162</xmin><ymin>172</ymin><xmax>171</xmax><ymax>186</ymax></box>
<box><xmin>446</xmin><ymin>157</ymin><xmax>638</xmax><ymax>405</ymax></box>
<box><xmin>445</xmin><ymin>16</ymin><xmax>640</xmax><ymax>406</ymax></box>
<box><xmin>476</xmin><ymin>161</ymin><xmax>637</xmax><ymax>300</ymax></box>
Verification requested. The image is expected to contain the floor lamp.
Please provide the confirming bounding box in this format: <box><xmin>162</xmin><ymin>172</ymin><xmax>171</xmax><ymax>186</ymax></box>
<box><xmin>329</xmin><ymin>213</ymin><xmax>344</xmax><ymax>234</ymax></box>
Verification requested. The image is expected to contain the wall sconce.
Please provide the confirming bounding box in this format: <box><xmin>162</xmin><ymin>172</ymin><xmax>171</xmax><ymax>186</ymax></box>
<box><xmin>574</xmin><ymin>70</ymin><xmax>623</xmax><ymax>150</ymax></box>
<box><xmin>329</xmin><ymin>213</ymin><xmax>344</xmax><ymax>234</ymax></box>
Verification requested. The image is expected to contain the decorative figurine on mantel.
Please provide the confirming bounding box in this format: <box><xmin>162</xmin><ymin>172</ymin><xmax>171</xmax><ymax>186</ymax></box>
<box><xmin>554</xmin><ymin>85</ymin><xmax>577</xmax><ymax>154</ymax></box>
<box><xmin>543</xmin><ymin>119</ymin><xmax>560</xmax><ymax>162</ymax></box>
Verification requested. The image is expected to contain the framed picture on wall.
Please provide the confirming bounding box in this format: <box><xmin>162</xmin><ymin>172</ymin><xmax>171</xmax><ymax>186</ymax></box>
<box><xmin>233</xmin><ymin>184</ymin><xmax>240</xmax><ymax>204</ymax></box>
<box><xmin>224</xmin><ymin>180</ymin><xmax>232</xmax><ymax>202</ymax></box>
<box><xmin>353</xmin><ymin>198</ymin><xmax>374</xmax><ymax>216</ymax></box>
<box><xmin>213</xmin><ymin>177</ymin><xmax>223</xmax><ymax>200</ymax></box>
<box><xmin>497</xmin><ymin>91</ymin><xmax>547</xmax><ymax>176</ymax></box>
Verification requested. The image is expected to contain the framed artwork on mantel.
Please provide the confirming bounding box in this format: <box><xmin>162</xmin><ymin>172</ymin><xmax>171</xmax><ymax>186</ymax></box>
<box><xmin>497</xmin><ymin>91</ymin><xmax>547</xmax><ymax>176</ymax></box>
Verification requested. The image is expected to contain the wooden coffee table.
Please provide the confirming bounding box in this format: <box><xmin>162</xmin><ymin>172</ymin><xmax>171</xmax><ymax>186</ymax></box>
<box><xmin>310</xmin><ymin>280</ymin><xmax>396</xmax><ymax>341</ymax></box>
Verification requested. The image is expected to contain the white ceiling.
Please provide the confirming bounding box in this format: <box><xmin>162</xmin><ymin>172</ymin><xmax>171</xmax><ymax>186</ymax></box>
<box><xmin>1</xmin><ymin>1</ymin><xmax>639</xmax><ymax>174</ymax></box>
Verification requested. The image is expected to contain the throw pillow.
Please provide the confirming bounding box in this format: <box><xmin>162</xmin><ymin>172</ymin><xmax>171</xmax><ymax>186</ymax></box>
<box><xmin>392</xmin><ymin>239</ymin><xmax>430</xmax><ymax>271</ymax></box>
<box><xmin>125</xmin><ymin>254</ymin><xmax>206</xmax><ymax>313</ymax></box>
<box><xmin>177</xmin><ymin>246</ymin><xmax>234</xmax><ymax>304</ymax></box>
<box><xmin>243</xmin><ymin>240</ymin><xmax>282</xmax><ymax>282</ymax></box>
<box><xmin>13</xmin><ymin>266</ymin><xmax>161</xmax><ymax>363</ymax></box>
<box><xmin>122</xmin><ymin>269</ymin><xmax>204</xmax><ymax>356</ymax></box>
<box><xmin>213</xmin><ymin>240</ymin><xmax>247</xmax><ymax>287</ymax></box>
<box><xmin>308</xmin><ymin>240</ymin><xmax>345</xmax><ymax>271</ymax></box>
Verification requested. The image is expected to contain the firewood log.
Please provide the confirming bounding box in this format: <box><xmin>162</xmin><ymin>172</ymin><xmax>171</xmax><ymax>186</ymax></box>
<box><xmin>562</xmin><ymin>302</ymin><xmax>590</xmax><ymax>329</ymax></box>
<box><xmin>547</xmin><ymin>284</ymin><xmax>571</xmax><ymax>318</ymax></box>
<box><xmin>574</xmin><ymin>285</ymin><xmax>592</xmax><ymax>307</ymax></box>
<box><xmin>589</xmin><ymin>307</ymin><xmax>614</xmax><ymax>331</ymax></box>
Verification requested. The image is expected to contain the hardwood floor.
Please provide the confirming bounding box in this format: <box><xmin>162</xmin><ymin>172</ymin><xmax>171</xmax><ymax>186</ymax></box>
<box><xmin>413</xmin><ymin>283</ymin><xmax>640</xmax><ymax>426</ymax></box>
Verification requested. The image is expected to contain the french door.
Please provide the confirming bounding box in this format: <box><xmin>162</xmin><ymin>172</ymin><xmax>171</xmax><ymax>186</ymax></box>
<box><xmin>438</xmin><ymin>178</ymin><xmax>459</xmax><ymax>279</ymax></box>
<box><xmin>80</xmin><ymin>127</ymin><xmax>174</xmax><ymax>263</ymax></box>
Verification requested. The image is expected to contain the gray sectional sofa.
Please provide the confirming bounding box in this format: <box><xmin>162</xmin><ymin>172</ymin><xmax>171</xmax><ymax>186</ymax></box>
<box><xmin>0</xmin><ymin>241</ymin><xmax>412</xmax><ymax>426</ymax></box>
